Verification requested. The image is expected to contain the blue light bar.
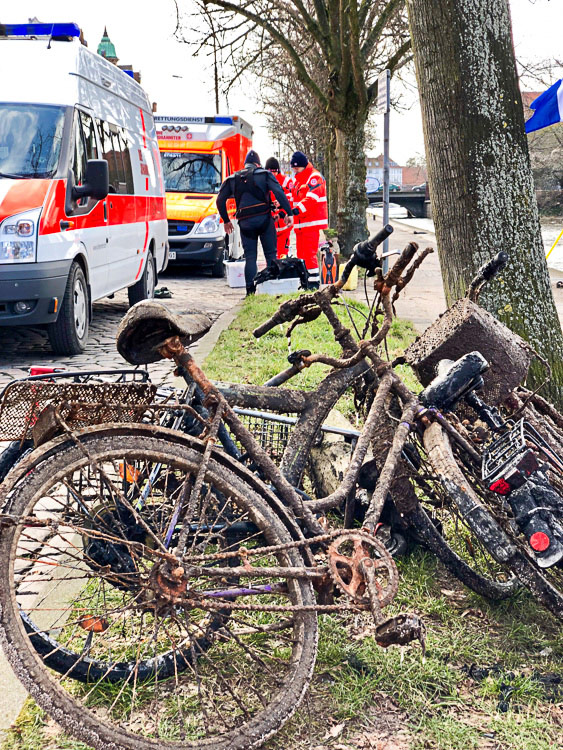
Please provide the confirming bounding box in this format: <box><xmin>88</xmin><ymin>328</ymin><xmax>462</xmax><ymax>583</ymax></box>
<box><xmin>123</xmin><ymin>69</ymin><xmax>135</xmax><ymax>79</ymax></box>
<box><xmin>1</xmin><ymin>22</ymin><xmax>81</xmax><ymax>39</ymax></box>
<box><xmin>214</xmin><ymin>116</ymin><xmax>233</xmax><ymax>125</ymax></box>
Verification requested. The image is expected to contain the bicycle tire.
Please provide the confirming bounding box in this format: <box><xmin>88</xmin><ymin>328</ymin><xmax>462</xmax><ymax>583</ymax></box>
<box><xmin>0</xmin><ymin>440</ymin><xmax>32</xmax><ymax>484</ymax></box>
<box><xmin>403</xmin><ymin>428</ymin><xmax>519</xmax><ymax>600</ymax></box>
<box><xmin>423</xmin><ymin>420</ymin><xmax>563</xmax><ymax>620</ymax></box>
<box><xmin>0</xmin><ymin>431</ymin><xmax>318</xmax><ymax>750</ymax></box>
<box><xmin>1</xmin><ymin>434</ymin><xmax>227</xmax><ymax>685</ymax></box>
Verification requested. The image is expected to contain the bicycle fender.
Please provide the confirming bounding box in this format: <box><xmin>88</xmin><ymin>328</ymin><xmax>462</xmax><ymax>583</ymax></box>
<box><xmin>423</xmin><ymin>422</ymin><xmax>517</xmax><ymax>563</ymax></box>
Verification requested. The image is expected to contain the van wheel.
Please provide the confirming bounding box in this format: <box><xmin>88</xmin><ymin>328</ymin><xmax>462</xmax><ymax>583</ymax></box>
<box><xmin>47</xmin><ymin>262</ymin><xmax>89</xmax><ymax>355</ymax></box>
<box><xmin>128</xmin><ymin>252</ymin><xmax>156</xmax><ymax>306</ymax></box>
<box><xmin>211</xmin><ymin>248</ymin><xmax>226</xmax><ymax>278</ymax></box>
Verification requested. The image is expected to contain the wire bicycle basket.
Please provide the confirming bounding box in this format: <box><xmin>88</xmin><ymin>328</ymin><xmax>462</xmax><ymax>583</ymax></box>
<box><xmin>0</xmin><ymin>370</ymin><xmax>155</xmax><ymax>443</ymax></box>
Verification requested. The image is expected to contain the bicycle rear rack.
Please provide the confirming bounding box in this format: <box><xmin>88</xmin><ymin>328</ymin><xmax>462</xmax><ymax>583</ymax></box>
<box><xmin>482</xmin><ymin>418</ymin><xmax>563</xmax><ymax>484</ymax></box>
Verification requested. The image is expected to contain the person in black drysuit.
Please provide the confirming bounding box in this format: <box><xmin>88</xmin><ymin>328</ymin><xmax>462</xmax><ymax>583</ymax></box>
<box><xmin>217</xmin><ymin>150</ymin><xmax>293</xmax><ymax>295</ymax></box>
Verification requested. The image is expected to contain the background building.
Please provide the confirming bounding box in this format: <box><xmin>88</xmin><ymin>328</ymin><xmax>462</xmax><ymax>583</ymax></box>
<box><xmin>97</xmin><ymin>26</ymin><xmax>141</xmax><ymax>83</ymax></box>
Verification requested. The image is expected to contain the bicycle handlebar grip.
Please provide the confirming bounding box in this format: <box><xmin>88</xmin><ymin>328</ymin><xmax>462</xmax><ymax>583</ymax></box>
<box><xmin>354</xmin><ymin>224</ymin><xmax>394</xmax><ymax>259</ymax></box>
<box><xmin>369</xmin><ymin>223</ymin><xmax>394</xmax><ymax>248</ymax></box>
<box><xmin>474</xmin><ymin>251</ymin><xmax>509</xmax><ymax>285</ymax></box>
<box><xmin>253</xmin><ymin>313</ymin><xmax>285</xmax><ymax>338</ymax></box>
<box><xmin>481</xmin><ymin>251</ymin><xmax>508</xmax><ymax>281</ymax></box>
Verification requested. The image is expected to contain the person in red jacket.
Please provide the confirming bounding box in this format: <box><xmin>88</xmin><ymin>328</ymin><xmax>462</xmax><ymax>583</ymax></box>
<box><xmin>290</xmin><ymin>151</ymin><xmax>328</xmax><ymax>289</ymax></box>
<box><xmin>265</xmin><ymin>156</ymin><xmax>294</xmax><ymax>258</ymax></box>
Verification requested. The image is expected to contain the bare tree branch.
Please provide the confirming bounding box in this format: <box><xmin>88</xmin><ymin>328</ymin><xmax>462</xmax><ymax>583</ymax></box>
<box><xmin>201</xmin><ymin>0</ymin><xmax>330</xmax><ymax>107</ymax></box>
<box><xmin>349</xmin><ymin>1</ymin><xmax>368</xmax><ymax>109</ymax></box>
<box><xmin>366</xmin><ymin>39</ymin><xmax>412</xmax><ymax>102</ymax></box>
<box><xmin>361</xmin><ymin>0</ymin><xmax>406</xmax><ymax>59</ymax></box>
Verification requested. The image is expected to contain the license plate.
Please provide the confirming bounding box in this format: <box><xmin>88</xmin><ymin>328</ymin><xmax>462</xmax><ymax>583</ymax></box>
<box><xmin>168</xmin><ymin>251</ymin><xmax>176</xmax><ymax>260</ymax></box>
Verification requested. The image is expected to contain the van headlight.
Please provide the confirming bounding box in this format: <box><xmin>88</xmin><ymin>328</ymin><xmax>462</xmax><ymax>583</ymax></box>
<box><xmin>194</xmin><ymin>213</ymin><xmax>221</xmax><ymax>235</ymax></box>
<box><xmin>0</xmin><ymin>208</ymin><xmax>40</xmax><ymax>264</ymax></box>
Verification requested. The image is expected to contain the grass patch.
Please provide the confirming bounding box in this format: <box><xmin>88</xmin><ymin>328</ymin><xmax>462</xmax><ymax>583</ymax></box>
<box><xmin>204</xmin><ymin>293</ymin><xmax>419</xmax><ymax>421</ymax></box>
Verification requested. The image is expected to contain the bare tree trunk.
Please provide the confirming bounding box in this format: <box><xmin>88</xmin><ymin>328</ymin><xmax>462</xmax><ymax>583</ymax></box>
<box><xmin>326</xmin><ymin>130</ymin><xmax>338</xmax><ymax>229</ymax></box>
<box><xmin>406</xmin><ymin>0</ymin><xmax>563</xmax><ymax>406</ymax></box>
<box><xmin>335</xmin><ymin>115</ymin><xmax>369</xmax><ymax>256</ymax></box>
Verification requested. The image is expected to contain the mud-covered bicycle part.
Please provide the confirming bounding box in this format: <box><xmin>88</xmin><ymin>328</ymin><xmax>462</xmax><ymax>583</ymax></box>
<box><xmin>116</xmin><ymin>299</ymin><xmax>212</xmax><ymax>364</ymax></box>
<box><xmin>0</xmin><ymin>431</ymin><xmax>319</xmax><ymax>749</ymax></box>
<box><xmin>423</xmin><ymin>420</ymin><xmax>563</xmax><ymax>619</ymax></box>
<box><xmin>327</xmin><ymin>531</ymin><xmax>398</xmax><ymax>606</ymax></box>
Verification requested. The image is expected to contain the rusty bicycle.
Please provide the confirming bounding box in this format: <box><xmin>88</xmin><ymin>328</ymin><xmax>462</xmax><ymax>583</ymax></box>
<box><xmin>0</xmin><ymin>225</ymin><xmax>562</xmax><ymax>750</ymax></box>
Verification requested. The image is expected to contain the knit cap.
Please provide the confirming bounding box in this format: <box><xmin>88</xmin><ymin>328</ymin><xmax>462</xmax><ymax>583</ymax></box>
<box><xmin>290</xmin><ymin>151</ymin><xmax>308</xmax><ymax>168</ymax></box>
<box><xmin>245</xmin><ymin>149</ymin><xmax>261</xmax><ymax>165</ymax></box>
<box><xmin>265</xmin><ymin>156</ymin><xmax>280</xmax><ymax>171</ymax></box>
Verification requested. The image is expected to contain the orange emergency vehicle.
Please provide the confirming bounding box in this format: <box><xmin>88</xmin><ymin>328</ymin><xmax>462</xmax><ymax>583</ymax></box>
<box><xmin>156</xmin><ymin>116</ymin><xmax>253</xmax><ymax>277</ymax></box>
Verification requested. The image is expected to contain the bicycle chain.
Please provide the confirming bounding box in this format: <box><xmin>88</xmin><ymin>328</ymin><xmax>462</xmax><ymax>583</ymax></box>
<box><xmin>185</xmin><ymin>528</ymin><xmax>354</xmax><ymax>563</ymax></box>
<box><xmin>183</xmin><ymin>597</ymin><xmax>361</xmax><ymax>614</ymax></box>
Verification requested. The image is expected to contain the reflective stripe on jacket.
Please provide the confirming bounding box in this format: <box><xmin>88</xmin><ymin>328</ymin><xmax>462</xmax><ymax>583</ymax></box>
<box><xmin>291</xmin><ymin>163</ymin><xmax>328</xmax><ymax>232</ymax></box>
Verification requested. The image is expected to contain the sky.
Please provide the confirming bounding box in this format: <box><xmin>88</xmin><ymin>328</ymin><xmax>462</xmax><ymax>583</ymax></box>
<box><xmin>5</xmin><ymin>0</ymin><xmax>563</xmax><ymax>166</ymax></box>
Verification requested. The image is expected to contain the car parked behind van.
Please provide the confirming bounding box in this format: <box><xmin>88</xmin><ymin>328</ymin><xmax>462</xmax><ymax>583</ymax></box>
<box><xmin>0</xmin><ymin>22</ymin><xmax>168</xmax><ymax>354</ymax></box>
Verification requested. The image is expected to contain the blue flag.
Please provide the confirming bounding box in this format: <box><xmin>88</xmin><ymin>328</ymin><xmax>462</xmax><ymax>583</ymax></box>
<box><xmin>525</xmin><ymin>79</ymin><xmax>563</xmax><ymax>133</ymax></box>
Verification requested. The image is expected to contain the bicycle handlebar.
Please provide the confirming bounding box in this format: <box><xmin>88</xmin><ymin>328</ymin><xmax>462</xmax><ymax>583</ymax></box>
<box><xmin>467</xmin><ymin>251</ymin><xmax>508</xmax><ymax>301</ymax></box>
<box><xmin>253</xmin><ymin>224</ymin><xmax>394</xmax><ymax>339</ymax></box>
<box><xmin>477</xmin><ymin>251</ymin><xmax>508</xmax><ymax>283</ymax></box>
<box><xmin>253</xmin><ymin>297</ymin><xmax>306</xmax><ymax>338</ymax></box>
<box><xmin>355</xmin><ymin>224</ymin><xmax>394</xmax><ymax>258</ymax></box>
<box><xmin>340</xmin><ymin>224</ymin><xmax>394</xmax><ymax>285</ymax></box>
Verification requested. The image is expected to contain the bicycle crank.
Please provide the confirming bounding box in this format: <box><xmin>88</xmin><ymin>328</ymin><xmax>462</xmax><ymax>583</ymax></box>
<box><xmin>327</xmin><ymin>531</ymin><xmax>398</xmax><ymax>607</ymax></box>
<box><xmin>327</xmin><ymin>531</ymin><xmax>426</xmax><ymax>656</ymax></box>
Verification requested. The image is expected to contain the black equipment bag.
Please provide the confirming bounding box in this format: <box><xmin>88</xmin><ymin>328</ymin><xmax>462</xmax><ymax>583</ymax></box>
<box><xmin>254</xmin><ymin>257</ymin><xmax>308</xmax><ymax>289</ymax></box>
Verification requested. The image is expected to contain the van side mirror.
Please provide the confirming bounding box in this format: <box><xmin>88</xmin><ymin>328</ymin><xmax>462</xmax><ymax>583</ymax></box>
<box><xmin>72</xmin><ymin>159</ymin><xmax>109</xmax><ymax>201</ymax></box>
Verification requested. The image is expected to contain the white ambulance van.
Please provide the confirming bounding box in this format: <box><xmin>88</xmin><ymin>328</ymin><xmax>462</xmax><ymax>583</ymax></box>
<box><xmin>0</xmin><ymin>22</ymin><xmax>168</xmax><ymax>354</ymax></box>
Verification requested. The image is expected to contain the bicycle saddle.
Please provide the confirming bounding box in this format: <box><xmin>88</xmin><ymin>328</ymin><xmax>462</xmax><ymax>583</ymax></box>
<box><xmin>419</xmin><ymin>351</ymin><xmax>489</xmax><ymax>411</ymax></box>
<box><xmin>116</xmin><ymin>300</ymin><xmax>212</xmax><ymax>365</ymax></box>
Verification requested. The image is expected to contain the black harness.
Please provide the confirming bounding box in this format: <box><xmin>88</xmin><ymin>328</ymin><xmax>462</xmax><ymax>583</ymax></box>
<box><xmin>234</xmin><ymin>167</ymin><xmax>272</xmax><ymax>223</ymax></box>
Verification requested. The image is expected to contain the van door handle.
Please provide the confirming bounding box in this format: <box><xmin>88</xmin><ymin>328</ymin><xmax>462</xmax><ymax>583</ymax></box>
<box><xmin>103</xmin><ymin>201</ymin><xmax>107</xmax><ymax>221</ymax></box>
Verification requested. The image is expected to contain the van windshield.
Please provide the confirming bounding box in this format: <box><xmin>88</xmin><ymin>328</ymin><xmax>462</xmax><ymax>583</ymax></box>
<box><xmin>0</xmin><ymin>104</ymin><xmax>66</xmax><ymax>179</ymax></box>
<box><xmin>161</xmin><ymin>152</ymin><xmax>222</xmax><ymax>194</ymax></box>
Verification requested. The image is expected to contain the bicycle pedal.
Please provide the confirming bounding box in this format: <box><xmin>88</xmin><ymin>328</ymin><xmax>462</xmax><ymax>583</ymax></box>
<box><xmin>374</xmin><ymin>613</ymin><xmax>426</xmax><ymax>657</ymax></box>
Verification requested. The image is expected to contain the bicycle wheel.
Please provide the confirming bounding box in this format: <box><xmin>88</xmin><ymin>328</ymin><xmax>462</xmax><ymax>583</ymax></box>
<box><xmin>0</xmin><ymin>439</ymin><xmax>33</xmax><ymax>483</ymax></box>
<box><xmin>422</xmin><ymin>421</ymin><xmax>563</xmax><ymax>620</ymax></box>
<box><xmin>0</xmin><ymin>431</ymin><xmax>318</xmax><ymax>750</ymax></box>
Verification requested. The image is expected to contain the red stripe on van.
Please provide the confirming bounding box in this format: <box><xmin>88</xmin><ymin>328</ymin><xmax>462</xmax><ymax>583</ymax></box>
<box><xmin>39</xmin><ymin>184</ymin><xmax>165</xmax><ymax>235</ymax></box>
<box><xmin>134</xmin><ymin>222</ymin><xmax>150</xmax><ymax>280</ymax></box>
<box><xmin>134</xmin><ymin>258</ymin><xmax>144</xmax><ymax>280</ymax></box>
<box><xmin>140</xmin><ymin>109</ymin><xmax>147</xmax><ymax>148</ymax></box>
<box><xmin>0</xmin><ymin>179</ymin><xmax>50</xmax><ymax>223</ymax></box>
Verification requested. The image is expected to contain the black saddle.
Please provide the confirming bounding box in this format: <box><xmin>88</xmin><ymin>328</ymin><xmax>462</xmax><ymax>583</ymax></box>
<box><xmin>116</xmin><ymin>300</ymin><xmax>212</xmax><ymax>365</ymax></box>
<box><xmin>419</xmin><ymin>352</ymin><xmax>489</xmax><ymax>411</ymax></box>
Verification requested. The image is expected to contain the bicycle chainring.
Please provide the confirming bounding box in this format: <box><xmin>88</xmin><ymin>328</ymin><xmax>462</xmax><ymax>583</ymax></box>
<box><xmin>327</xmin><ymin>531</ymin><xmax>399</xmax><ymax>607</ymax></box>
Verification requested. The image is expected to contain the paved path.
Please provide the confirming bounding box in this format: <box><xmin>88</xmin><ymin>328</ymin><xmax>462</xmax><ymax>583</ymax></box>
<box><xmin>0</xmin><ymin>267</ymin><xmax>246</xmax><ymax>390</ymax></box>
<box><xmin>358</xmin><ymin>215</ymin><xmax>445</xmax><ymax>331</ymax></box>
<box><xmin>360</xmin><ymin>214</ymin><xmax>563</xmax><ymax>332</ymax></box>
